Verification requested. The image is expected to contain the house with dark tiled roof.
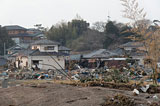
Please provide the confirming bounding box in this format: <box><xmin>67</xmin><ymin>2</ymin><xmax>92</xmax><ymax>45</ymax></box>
<box><xmin>119</xmin><ymin>42</ymin><xmax>145</xmax><ymax>51</ymax></box>
<box><xmin>28</xmin><ymin>39</ymin><xmax>70</xmax><ymax>70</ymax></box>
<box><xmin>119</xmin><ymin>42</ymin><xmax>147</xmax><ymax>65</ymax></box>
<box><xmin>4</xmin><ymin>25</ymin><xmax>33</xmax><ymax>44</ymax></box>
<box><xmin>4</xmin><ymin>25</ymin><xmax>46</xmax><ymax>44</ymax></box>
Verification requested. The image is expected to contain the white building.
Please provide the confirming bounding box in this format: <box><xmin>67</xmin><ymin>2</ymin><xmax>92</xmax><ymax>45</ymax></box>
<box><xmin>28</xmin><ymin>39</ymin><xmax>70</xmax><ymax>70</ymax></box>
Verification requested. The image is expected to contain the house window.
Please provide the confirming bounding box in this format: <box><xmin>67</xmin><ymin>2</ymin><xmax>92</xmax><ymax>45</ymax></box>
<box><xmin>33</xmin><ymin>46</ymin><xmax>38</xmax><ymax>50</ymax></box>
<box><xmin>44</xmin><ymin>46</ymin><xmax>55</xmax><ymax>50</ymax></box>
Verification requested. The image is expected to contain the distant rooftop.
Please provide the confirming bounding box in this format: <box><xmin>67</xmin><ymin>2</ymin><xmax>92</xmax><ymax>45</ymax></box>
<box><xmin>59</xmin><ymin>46</ymin><xmax>71</xmax><ymax>51</ymax></box>
<box><xmin>120</xmin><ymin>42</ymin><xmax>143</xmax><ymax>48</ymax></box>
<box><xmin>83</xmin><ymin>49</ymin><xmax>118</xmax><ymax>59</ymax></box>
<box><xmin>4</xmin><ymin>25</ymin><xmax>26</xmax><ymax>30</ymax></box>
<box><xmin>31</xmin><ymin>39</ymin><xmax>60</xmax><ymax>45</ymax></box>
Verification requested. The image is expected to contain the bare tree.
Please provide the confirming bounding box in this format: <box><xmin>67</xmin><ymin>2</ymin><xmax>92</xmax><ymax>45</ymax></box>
<box><xmin>120</xmin><ymin>0</ymin><xmax>160</xmax><ymax>85</ymax></box>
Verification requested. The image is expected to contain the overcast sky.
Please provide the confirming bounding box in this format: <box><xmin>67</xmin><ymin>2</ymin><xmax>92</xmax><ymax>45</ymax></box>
<box><xmin>0</xmin><ymin>0</ymin><xmax>159</xmax><ymax>28</ymax></box>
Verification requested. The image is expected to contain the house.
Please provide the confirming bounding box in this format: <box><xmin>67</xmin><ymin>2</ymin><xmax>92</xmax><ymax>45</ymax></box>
<box><xmin>7</xmin><ymin>44</ymin><xmax>27</xmax><ymax>55</ymax></box>
<box><xmin>27</xmin><ymin>28</ymin><xmax>46</xmax><ymax>40</ymax></box>
<box><xmin>4</xmin><ymin>25</ymin><xmax>27</xmax><ymax>35</ymax></box>
<box><xmin>79</xmin><ymin>49</ymin><xmax>123</xmax><ymax>68</ymax></box>
<box><xmin>4</xmin><ymin>25</ymin><xmax>45</xmax><ymax>44</ymax></box>
<box><xmin>119</xmin><ymin>42</ymin><xmax>145</xmax><ymax>51</ymax></box>
<box><xmin>4</xmin><ymin>25</ymin><xmax>33</xmax><ymax>44</ymax></box>
<box><xmin>120</xmin><ymin>42</ymin><xmax>147</xmax><ymax>66</ymax></box>
<box><xmin>83</xmin><ymin>49</ymin><xmax>119</xmax><ymax>59</ymax></box>
<box><xmin>58</xmin><ymin>46</ymin><xmax>71</xmax><ymax>54</ymax></box>
<box><xmin>7</xmin><ymin>39</ymin><xmax>70</xmax><ymax>70</ymax></box>
<box><xmin>28</xmin><ymin>39</ymin><xmax>70</xmax><ymax>70</ymax></box>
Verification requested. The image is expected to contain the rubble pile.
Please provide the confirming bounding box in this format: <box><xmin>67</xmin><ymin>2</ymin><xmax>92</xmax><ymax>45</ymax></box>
<box><xmin>102</xmin><ymin>94</ymin><xmax>136</xmax><ymax>106</ymax></box>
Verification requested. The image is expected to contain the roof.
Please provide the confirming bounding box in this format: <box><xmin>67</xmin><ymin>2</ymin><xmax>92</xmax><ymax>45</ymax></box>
<box><xmin>27</xmin><ymin>28</ymin><xmax>41</xmax><ymax>32</ymax></box>
<box><xmin>7</xmin><ymin>44</ymin><xmax>29</xmax><ymax>51</ymax></box>
<box><xmin>83</xmin><ymin>49</ymin><xmax>118</xmax><ymax>59</ymax></box>
<box><xmin>70</xmin><ymin>54</ymin><xmax>82</xmax><ymax>60</ymax></box>
<box><xmin>31</xmin><ymin>39</ymin><xmax>60</xmax><ymax>45</ymax></box>
<box><xmin>59</xmin><ymin>46</ymin><xmax>71</xmax><ymax>51</ymax></box>
<box><xmin>120</xmin><ymin>42</ymin><xmax>143</xmax><ymax>48</ymax></box>
<box><xmin>8</xmin><ymin>49</ymin><xmax>35</xmax><ymax>57</ymax></box>
<box><xmin>31</xmin><ymin>32</ymin><xmax>44</xmax><ymax>37</ymax></box>
<box><xmin>130</xmin><ymin>51</ymin><xmax>146</xmax><ymax>57</ymax></box>
<box><xmin>10</xmin><ymin>33</ymin><xmax>34</xmax><ymax>37</ymax></box>
<box><xmin>111</xmin><ymin>48</ymin><xmax>125</xmax><ymax>56</ymax></box>
<box><xmin>29</xmin><ymin>50</ymin><xmax>69</xmax><ymax>56</ymax></box>
<box><xmin>4</xmin><ymin>25</ymin><xmax>26</xmax><ymax>30</ymax></box>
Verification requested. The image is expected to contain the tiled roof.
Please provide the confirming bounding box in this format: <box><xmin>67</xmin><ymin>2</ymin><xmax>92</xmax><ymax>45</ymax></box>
<box><xmin>31</xmin><ymin>39</ymin><xmax>60</xmax><ymax>45</ymax></box>
<box><xmin>59</xmin><ymin>46</ymin><xmax>71</xmax><ymax>51</ymax></box>
<box><xmin>83</xmin><ymin>49</ymin><xmax>118</xmax><ymax>59</ymax></box>
<box><xmin>120</xmin><ymin>42</ymin><xmax>143</xmax><ymax>48</ymax></box>
<box><xmin>4</xmin><ymin>25</ymin><xmax>26</xmax><ymax>30</ymax></box>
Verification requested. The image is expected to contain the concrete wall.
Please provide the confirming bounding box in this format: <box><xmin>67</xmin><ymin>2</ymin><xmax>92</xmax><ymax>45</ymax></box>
<box><xmin>28</xmin><ymin>56</ymin><xmax>65</xmax><ymax>70</ymax></box>
<box><xmin>20</xmin><ymin>56</ymin><xmax>28</xmax><ymax>68</ymax></box>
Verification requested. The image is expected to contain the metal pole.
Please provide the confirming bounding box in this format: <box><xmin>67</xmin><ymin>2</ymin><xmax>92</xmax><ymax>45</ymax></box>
<box><xmin>4</xmin><ymin>42</ymin><xmax>5</xmax><ymax>56</ymax></box>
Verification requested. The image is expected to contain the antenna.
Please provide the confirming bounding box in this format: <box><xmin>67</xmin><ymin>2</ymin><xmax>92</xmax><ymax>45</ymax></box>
<box><xmin>107</xmin><ymin>11</ymin><xmax>111</xmax><ymax>22</ymax></box>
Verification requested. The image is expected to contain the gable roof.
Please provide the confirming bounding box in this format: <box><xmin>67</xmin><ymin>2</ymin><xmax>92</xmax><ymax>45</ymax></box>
<box><xmin>4</xmin><ymin>25</ymin><xmax>26</xmax><ymax>30</ymax></box>
<box><xmin>31</xmin><ymin>39</ymin><xmax>60</xmax><ymax>45</ymax></box>
<box><xmin>83</xmin><ymin>49</ymin><xmax>118</xmax><ymax>59</ymax></box>
<box><xmin>120</xmin><ymin>42</ymin><xmax>143</xmax><ymax>48</ymax></box>
<box><xmin>59</xmin><ymin>46</ymin><xmax>71</xmax><ymax>51</ymax></box>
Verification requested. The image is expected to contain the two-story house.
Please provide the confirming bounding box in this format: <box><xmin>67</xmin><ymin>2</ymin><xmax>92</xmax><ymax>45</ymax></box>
<box><xmin>4</xmin><ymin>25</ymin><xmax>34</xmax><ymax>44</ymax></box>
<box><xmin>28</xmin><ymin>39</ymin><xmax>70</xmax><ymax>70</ymax></box>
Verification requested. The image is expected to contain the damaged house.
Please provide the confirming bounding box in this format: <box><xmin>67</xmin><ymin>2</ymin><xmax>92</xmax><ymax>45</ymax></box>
<box><xmin>7</xmin><ymin>39</ymin><xmax>71</xmax><ymax>70</ymax></box>
<box><xmin>81</xmin><ymin>49</ymin><xmax>127</xmax><ymax>68</ymax></box>
<box><xmin>119</xmin><ymin>42</ymin><xmax>147</xmax><ymax>66</ymax></box>
<box><xmin>28</xmin><ymin>39</ymin><xmax>70</xmax><ymax>70</ymax></box>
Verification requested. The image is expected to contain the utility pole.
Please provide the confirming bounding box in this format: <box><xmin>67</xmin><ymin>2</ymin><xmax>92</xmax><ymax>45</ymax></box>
<box><xmin>4</xmin><ymin>42</ymin><xmax>6</xmax><ymax>57</ymax></box>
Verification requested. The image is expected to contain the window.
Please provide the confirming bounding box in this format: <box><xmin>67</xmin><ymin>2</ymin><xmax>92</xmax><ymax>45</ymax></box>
<box><xmin>33</xmin><ymin>46</ymin><xmax>37</xmax><ymax>50</ymax></box>
<box><xmin>44</xmin><ymin>46</ymin><xmax>55</xmax><ymax>50</ymax></box>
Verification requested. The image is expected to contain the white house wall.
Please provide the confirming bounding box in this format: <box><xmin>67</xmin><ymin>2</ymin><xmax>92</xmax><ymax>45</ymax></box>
<box><xmin>20</xmin><ymin>57</ymin><xmax>28</xmax><ymax>68</ymax></box>
<box><xmin>31</xmin><ymin>45</ymin><xmax>58</xmax><ymax>52</ymax></box>
<box><xmin>28</xmin><ymin>56</ymin><xmax>65</xmax><ymax>70</ymax></box>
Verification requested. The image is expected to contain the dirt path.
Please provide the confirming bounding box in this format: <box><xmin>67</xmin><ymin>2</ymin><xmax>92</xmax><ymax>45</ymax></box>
<box><xmin>0</xmin><ymin>83</ymin><xmax>159</xmax><ymax>106</ymax></box>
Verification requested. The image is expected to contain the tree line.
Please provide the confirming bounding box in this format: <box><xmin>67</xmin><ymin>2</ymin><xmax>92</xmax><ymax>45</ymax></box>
<box><xmin>46</xmin><ymin>18</ymin><xmax>134</xmax><ymax>52</ymax></box>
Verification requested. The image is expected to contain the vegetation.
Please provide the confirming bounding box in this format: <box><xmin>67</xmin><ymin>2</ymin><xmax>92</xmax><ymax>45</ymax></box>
<box><xmin>46</xmin><ymin>17</ymin><xmax>133</xmax><ymax>51</ymax></box>
<box><xmin>120</xmin><ymin>0</ymin><xmax>160</xmax><ymax>85</ymax></box>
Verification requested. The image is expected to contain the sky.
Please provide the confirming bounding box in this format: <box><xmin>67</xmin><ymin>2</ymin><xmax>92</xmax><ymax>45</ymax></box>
<box><xmin>0</xmin><ymin>0</ymin><xmax>159</xmax><ymax>28</ymax></box>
